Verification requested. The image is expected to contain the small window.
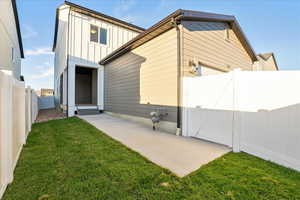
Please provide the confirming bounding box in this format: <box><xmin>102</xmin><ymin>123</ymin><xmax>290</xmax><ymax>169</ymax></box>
<box><xmin>99</xmin><ymin>28</ymin><xmax>107</xmax><ymax>45</ymax></box>
<box><xmin>90</xmin><ymin>25</ymin><xmax>98</xmax><ymax>42</ymax></box>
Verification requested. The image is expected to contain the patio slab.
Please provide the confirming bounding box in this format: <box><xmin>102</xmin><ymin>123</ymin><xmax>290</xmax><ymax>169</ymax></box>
<box><xmin>78</xmin><ymin>114</ymin><xmax>231</xmax><ymax>177</ymax></box>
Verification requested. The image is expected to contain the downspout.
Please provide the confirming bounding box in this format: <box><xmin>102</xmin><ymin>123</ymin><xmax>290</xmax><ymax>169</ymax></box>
<box><xmin>66</xmin><ymin>8</ymin><xmax>71</xmax><ymax>117</ymax></box>
<box><xmin>171</xmin><ymin>17</ymin><xmax>182</xmax><ymax>136</ymax></box>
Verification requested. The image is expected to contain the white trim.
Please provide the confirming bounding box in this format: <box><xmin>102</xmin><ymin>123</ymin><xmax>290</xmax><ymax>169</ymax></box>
<box><xmin>97</xmin><ymin>67</ymin><xmax>104</xmax><ymax>110</ymax></box>
<box><xmin>76</xmin><ymin>105</ymin><xmax>98</xmax><ymax>110</ymax></box>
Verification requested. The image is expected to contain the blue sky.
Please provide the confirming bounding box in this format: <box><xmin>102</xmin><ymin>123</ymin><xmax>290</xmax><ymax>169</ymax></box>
<box><xmin>17</xmin><ymin>0</ymin><xmax>300</xmax><ymax>90</ymax></box>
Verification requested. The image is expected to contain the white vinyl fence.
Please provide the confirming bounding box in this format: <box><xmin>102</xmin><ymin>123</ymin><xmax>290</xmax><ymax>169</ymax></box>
<box><xmin>183</xmin><ymin>70</ymin><xmax>300</xmax><ymax>172</ymax></box>
<box><xmin>0</xmin><ymin>70</ymin><xmax>39</xmax><ymax>199</ymax></box>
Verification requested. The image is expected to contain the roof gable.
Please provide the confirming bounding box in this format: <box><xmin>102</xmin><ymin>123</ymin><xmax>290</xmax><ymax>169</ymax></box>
<box><xmin>100</xmin><ymin>9</ymin><xmax>257</xmax><ymax>65</ymax></box>
<box><xmin>257</xmin><ymin>52</ymin><xmax>279</xmax><ymax>70</ymax></box>
<box><xmin>52</xmin><ymin>1</ymin><xmax>145</xmax><ymax>51</ymax></box>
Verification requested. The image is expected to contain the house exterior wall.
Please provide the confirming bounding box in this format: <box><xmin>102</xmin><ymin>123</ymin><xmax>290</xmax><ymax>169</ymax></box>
<box><xmin>181</xmin><ymin>21</ymin><xmax>254</xmax><ymax>76</ymax></box>
<box><xmin>54</xmin><ymin>5</ymin><xmax>69</xmax><ymax>106</ymax></box>
<box><xmin>104</xmin><ymin>28</ymin><xmax>178</xmax><ymax>130</ymax></box>
<box><xmin>0</xmin><ymin>0</ymin><xmax>22</xmax><ymax>80</ymax></box>
<box><xmin>53</xmin><ymin>5</ymin><xmax>141</xmax><ymax>115</ymax></box>
<box><xmin>253</xmin><ymin>56</ymin><xmax>278</xmax><ymax>71</ymax></box>
<box><xmin>68</xmin><ymin>10</ymin><xmax>140</xmax><ymax>64</ymax></box>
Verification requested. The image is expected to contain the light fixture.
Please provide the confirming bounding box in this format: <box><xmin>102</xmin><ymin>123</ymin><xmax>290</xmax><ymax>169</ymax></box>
<box><xmin>91</xmin><ymin>29</ymin><xmax>97</xmax><ymax>34</ymax></box>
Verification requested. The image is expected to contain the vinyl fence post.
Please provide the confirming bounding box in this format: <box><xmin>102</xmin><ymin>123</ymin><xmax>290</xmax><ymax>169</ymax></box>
<box><xmin>232</xmin><ymin>69</ymin><xmax>241</xmax><ymax>152</ymax></box>
<box><xmin>16</xmin><ymin>81</ymin><xmax>26</xmax><ymax>145</ymax></box>
<box><xmin>26</xmin><ymin>87</ymin><xmax>32</xmax><ymax>135</ymax></box>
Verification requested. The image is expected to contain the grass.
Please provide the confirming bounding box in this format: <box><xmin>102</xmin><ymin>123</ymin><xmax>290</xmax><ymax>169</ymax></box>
<box><xmin>3</xmin><ymin>117</ymin><xmax>300</xmax><ymax>200</ymax></box>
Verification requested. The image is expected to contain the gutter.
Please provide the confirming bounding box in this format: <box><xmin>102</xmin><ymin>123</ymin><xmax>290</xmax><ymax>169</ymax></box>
<box><xmin>171</xmin><ymin>17</ymin><xmax>182</xmax><ymax>135</ymax></box>
<box><xmin>66</xmin><ymin>8</ymin><xmax>70</xmax><ymax>117</ymax></box>
<box><xmin>11</xmin><ymin>0</ymin><xmax>24</xmax><ymax>58</ymax></box>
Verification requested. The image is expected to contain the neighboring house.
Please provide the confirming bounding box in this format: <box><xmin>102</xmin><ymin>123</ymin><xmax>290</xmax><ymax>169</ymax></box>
<box><xmin>54</xmin><ymin>2</ymin><xmax>277</xmax><ymax>134</ymax></box>
<box><xmin>0</xmin><ymin>0</ymin><xmax>24</xmax><ymax>80</ymax></box>
<box><xmin>99</xmin><ymin>9</ymin><xmax>258</xmax><ymax>134</ymax></box>
<box><xmin>253</xmin><ymin>52</ymin><xmax>279</xmax><ymax>70</ymax></box>
<box><xmin>40</xmin><ymin>88</ymin><xmax>54</xmax><ymax>96</ymax></box>
<box><xmin>52</xmin><ymin>1</ymin><xmax>144</xmax><ymax>115</ymax></box>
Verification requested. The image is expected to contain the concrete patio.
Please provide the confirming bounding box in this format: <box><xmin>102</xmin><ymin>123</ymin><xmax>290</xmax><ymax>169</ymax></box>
<box><xmin>78</xmin><ymin>114</ymin><xmax>231</xmax><ymax>177</ymax></box>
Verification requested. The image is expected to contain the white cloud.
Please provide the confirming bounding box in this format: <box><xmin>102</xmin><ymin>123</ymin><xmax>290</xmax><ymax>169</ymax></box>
<box><xmin>25</xmin><ymin>47</ymin><xmax>53</xmax><ymax>56</ymax></box>
<box><xmin>159</xmin><ymin>0</ymin><xmax>167</xmax><ymax>9</ymax></box>
<box><xmin>114</xmin><ymin>0</ymin><xmax>137</xmax><ymax>23</ymax></box>
<box><xmin>157</xmin><ymin>0</ymin><xmax>178</xmax><ymax>12</ymax></box>
<box><xmin>120</xmin><ymin>15</ymin><xmax>136</xmax><ymax>23</ymax></box>
<box><xmin>35</xmin><ymin>62</ymin><xmax>50</xmax><ymax>70</ymax></box>
<box><xmin>31</xmin><ymin>67</ymin><xmax>54</xmax><ymax>79</ymax></box>
<box><xmin>114</xmin><ymin>0</ymin><xmax>136</xmax><ymax>13</ymax></box>
<box><xmin>22</xmin><ymin>24</ymin><xmax>38</xmax><ymax>39</ymax></box>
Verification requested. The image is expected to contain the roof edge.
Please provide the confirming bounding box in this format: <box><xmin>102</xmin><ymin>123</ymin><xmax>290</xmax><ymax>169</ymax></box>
<box><xmin>100</xmin><ymin>9</ymin><xmax>257</xmax><ymax>65</ymax></box>
<box><xmin>52</xmin><ymin>7</ymin><xmax>59</xmax><ymax>52</ymax></box>
<box><xmin>99</xmin><ymin>9</ymin><xmax>184</xmax><ymax>65</ymax></box>
<box><xmin>64</xmin><ymin>1</ymin><xmax>145</xmax><ymax>32</ymax></box>
<box><xmin>11</xmin><ymin>0</ymin><xmax>24</xmax><ymax>58</ymax></box>
<box><xmin>258</xmin><ymin>52</ymin><xmax>279</xmax><ymax>70</ymax></box>
<box><xmin>272</xmin><ymin>53</ymin><xmax>279</xmax><ymax>70</ymax></box>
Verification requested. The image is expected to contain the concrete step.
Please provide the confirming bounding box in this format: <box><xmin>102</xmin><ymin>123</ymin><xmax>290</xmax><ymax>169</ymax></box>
<box><xmin>77</xmin><ymin>109</ymin><xmax>101</xmax><ymax>115</ymax></box>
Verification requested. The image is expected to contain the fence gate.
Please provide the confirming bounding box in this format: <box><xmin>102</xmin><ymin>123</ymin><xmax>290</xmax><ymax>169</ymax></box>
<box><xmin>182</xmin><ymin>73</ymin><xmax>235</xmax><ymax>147</ymax></box>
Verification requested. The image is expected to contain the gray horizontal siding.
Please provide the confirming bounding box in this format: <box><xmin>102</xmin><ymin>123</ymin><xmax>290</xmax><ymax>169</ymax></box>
<box><xmin>104</xmin><ymin>29</ymin><xmax>178</xmax><ymax>122</ymax></box>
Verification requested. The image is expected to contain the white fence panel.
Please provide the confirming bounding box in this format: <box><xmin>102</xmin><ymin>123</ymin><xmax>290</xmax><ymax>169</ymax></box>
<box><xmin>12</xmin><ymin>79</ymin><xmax>26</xmax><ymax>170</ymax></box>
<box><xmin>0</xmin><ymin>71</ymin><xmax>14</xmax><ymax>198</ymax></box>
<box><xmin>25</xmin><ymin>88</ymin><xmax>39</xmax><ymax>137</ymax></box>
<box><xmin>25</xmin><ymin>88</ymin><xmax>31</xmax><ymax>136</ymax></box>
<box><xmin>183</xmin><ymin>70</ymin><xmax>300</xmax><ymax>172</ymax></box>
<box><xmin>38</xmin><ymin>96</ymin><xmax>54</xmax><ymax>109</ymax></box>
<box><xmin>31</xmin><ymin>91</ymin><xmax>39</xmax><ymax>122</ymax></box>
<box><xmin>182</xmin><ymin>72</ymin><xmax>234</xmax><ymax>147</ymax></box>
<box><xmin>0</xmin><ymin>70</ymin><xmax>38</xmax><ymax>199</ymax></box>
<box><xmin>237</xmin><ymin>71</ymin><xmax>300</xmax><ymax>172</ymax></box>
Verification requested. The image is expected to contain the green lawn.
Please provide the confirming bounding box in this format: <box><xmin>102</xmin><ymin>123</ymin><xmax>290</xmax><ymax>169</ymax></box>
<box><xmin>3</xmin><ymin>117</ymin><xmax>300</xmax><ymax>200</ymax></box>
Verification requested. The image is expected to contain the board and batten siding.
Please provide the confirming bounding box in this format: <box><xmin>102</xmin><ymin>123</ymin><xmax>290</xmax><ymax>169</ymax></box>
<box><xmin>54</xmin><ymin>6</ymin><xmax>69</xmax><ymax>105</ymax></box>
<box><xmin>54</xmin><ymin>7</ymin><xmax>141</xmax><ymax>106</ymax></box>
<box><xmin>68</xmin><ymin>10</ymin><xmax>140</xmax><ymax>64</ymax></box>
<box><xmin>181</xmin><ymin>21</ymin><xmax>253</xmax><ymax>76</ymax></box>
<box><xmin>104</xmin><ymin>28</ymin><xmax>178</xmax><ymax>123</ymax></box>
